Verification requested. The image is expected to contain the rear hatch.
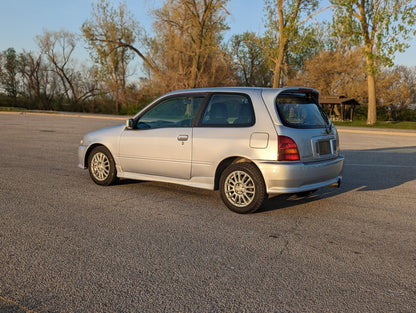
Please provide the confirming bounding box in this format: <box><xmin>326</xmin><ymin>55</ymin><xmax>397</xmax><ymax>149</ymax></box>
<box><xmin>264</xmin><ymin>88</ymin><xmax>340</xmax><ymax>162</ymax></box>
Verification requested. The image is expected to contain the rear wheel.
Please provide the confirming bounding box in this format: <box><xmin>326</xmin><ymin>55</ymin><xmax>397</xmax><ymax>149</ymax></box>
<box><xmin>88</xmin><ymin>146</ymin><xmax>117</xmax><ymax>186</ymax></box>
<box><xmin>219</xmin><ymin>162</ymin><xmax>267</xmax><ymax>214</ymax></box>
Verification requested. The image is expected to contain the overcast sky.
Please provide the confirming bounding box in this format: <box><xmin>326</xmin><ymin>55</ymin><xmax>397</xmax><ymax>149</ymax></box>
<box><xmin>0</xmin><ymin>0</ymin><xmax>414</xmax><ymax>68</ymax></box>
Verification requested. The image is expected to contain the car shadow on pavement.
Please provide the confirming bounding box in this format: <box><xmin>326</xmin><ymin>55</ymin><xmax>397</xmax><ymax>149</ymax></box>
<box><xmin>116</xmin><ymin>179</ymin><xmax>145</xmax><ymax>186</ymax></box>
<box><xmin>258</xmin><ymin>146</ymin><xmax>416</xmax><ymax>213</ymax></box>
<box><xmin>104</xmin><ymin>146</ymin><xmax>415</xmax><ymax>214</ymax></box>
<box><xmin>259</xmin><ymin>192</ymin><xmax>330</xmax><ymax>213</ymax></box>
<box><xmin>339</xmin><ymin>146</ymin><xmax>416</xmax><ymax>191</ymax></box>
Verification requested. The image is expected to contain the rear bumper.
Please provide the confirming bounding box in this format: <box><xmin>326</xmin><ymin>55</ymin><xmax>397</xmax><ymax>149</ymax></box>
<box><xmin>257</xmin><ymin>155</ymin><xmax>344</xmax><ymax>194</ymax></box>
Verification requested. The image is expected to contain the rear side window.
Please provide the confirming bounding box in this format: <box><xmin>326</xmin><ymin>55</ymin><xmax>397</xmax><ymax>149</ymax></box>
<box><xmin>276</xmin><ymin>93</ymin><xmax>330</xmax><ymax>129</ymax></box>
<box><xmin>200</xmin><ymin>93</ymin><xmax>255</xmax><ymax>127</ymax></box>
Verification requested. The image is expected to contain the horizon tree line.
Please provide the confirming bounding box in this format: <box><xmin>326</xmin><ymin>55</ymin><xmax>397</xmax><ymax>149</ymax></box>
<box><xmin>1</xmin><ymin>0</ymin><xmax>416</xmax><ymax>123</ymax></box>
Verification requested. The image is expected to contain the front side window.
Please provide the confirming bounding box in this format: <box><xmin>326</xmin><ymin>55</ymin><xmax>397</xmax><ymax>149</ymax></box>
<box><xmin>276</xmin><ymin>93</ymin><xmax>330</xmax><ymax>129</ymax></box>
<box><xmin>200</xmin><ymin>93</ymin><xmax>255</xmax><ymax>127</ymax></box>
<box><xmin>137</xmin><ymin>96</ymin><xmax>204</xmax><ymax>129</ymax></box>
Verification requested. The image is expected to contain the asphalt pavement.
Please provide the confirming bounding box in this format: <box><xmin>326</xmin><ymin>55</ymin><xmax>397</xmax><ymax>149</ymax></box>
<box><xmin>0</xmin><ymin>112</ymin><xmax>415</xmax><ymax>312</ymax></box>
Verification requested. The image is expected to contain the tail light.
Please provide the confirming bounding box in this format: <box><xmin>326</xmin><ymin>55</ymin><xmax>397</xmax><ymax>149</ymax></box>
<box><xmin>278</xmin><ymin>136</ymin><xmax>300</xmax><ymax>161</ymax></box>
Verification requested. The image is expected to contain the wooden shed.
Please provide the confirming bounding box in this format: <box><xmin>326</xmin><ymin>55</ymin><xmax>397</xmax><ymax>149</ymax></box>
<box><xmin>319</xmin><ymin>96</ymin><xmax>360</xmax><ymax>121</ymax></box>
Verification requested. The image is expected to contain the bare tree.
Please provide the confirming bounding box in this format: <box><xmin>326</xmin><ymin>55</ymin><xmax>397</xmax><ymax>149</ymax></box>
<box><xmin>18</xmin><ymin>50</ymin><xmax>57</xmax><ymax>110</ymax></box>
<box><xmin>377</xmin><ymin>65</ymin><xmax>416</xmax><ymax>110</ymax></box>
<box><xmin>82</xmin><ymin>0</ymin><xmax>139</xmax><ymax>112</ymax></box>
<box><xmin>35</xmin><ymin>30</ymin><xmax>93</xmax><ymax>105</ymax></box>
<box><xmin>150</xmin><ymin>0</ymin><xmax>232</xmax><ymax>91</ymax></box>
<box><xmin>289</xmin><ymin>47</ymin><xmax>367</xmax><ymax>100</ymax></box>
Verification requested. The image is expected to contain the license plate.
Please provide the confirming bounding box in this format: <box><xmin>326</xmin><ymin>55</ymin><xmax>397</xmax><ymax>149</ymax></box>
<box><xmin>317</xmin><ymin>140</ymin><xmax>331</xmax><ymax>155</ymax></box>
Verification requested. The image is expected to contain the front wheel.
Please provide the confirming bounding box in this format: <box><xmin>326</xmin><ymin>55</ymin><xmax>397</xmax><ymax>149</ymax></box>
<box><xmin>88</xmin><ymin>146</ymin><xmax>118</xmax><ymax>186</ymax></box>
<box><xmin>219</xmin><ymin>162</ymin><xmax>267</xmax><ymax>214</ymax></box>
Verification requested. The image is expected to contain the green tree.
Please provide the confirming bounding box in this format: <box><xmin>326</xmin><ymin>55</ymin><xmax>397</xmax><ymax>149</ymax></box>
<box><xmin>330</xmin><ymin>0</ymin><xmax>416</xmax><ymax>125</ymax></box>
<box><xmin>229</xmin><ymin>32</ymin><xmax>273</xmax><ymax>87</ymax></box>
<box><xmin>0</xmin><ymin>48</ymin><xmax>19</xmax><ymax>104</ymax></box>
<box><xmin>263</xmin><ymin>0</ymin><xmax>328</xmax><ymax>87</ymax></box>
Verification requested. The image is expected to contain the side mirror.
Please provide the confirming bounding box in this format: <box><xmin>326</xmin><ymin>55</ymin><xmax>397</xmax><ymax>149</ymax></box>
<box><xmin>126</xmin><ymin>118</ymin><xmax>135</xmax><ymax>129</ymax></box>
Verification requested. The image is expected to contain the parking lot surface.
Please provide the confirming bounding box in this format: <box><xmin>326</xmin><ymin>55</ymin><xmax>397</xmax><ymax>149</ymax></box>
<box><xmin>0</xmin><ymin>112</ymin><xmax>415</xmax><ymax>312</ymax></box>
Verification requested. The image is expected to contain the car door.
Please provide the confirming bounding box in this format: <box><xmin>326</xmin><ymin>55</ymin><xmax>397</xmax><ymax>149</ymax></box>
<box><xmin>192</xmin><ymin>93</ymin><xmax>259</xmax><ymax>177</ymax></box>
<box><xmin>119</xmin><ymin>95</ymin><xmax>205</xmax><ymax>179</ymax></box>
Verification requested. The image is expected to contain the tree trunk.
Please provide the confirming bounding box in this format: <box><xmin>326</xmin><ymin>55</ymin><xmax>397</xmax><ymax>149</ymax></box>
<box><xmin>190</xmin><ymin>56</ymin><xmax>199</xmax><ymax>88</ymax></box>
<box><xmin>273</xmin><ymin>0</ymin><xmax>285</xmax><ymax>88</ymax></box>
<box><xmin>367</xmin><ymin>72</ymin><xmax>377</xmax><ymax>125</ymax></box>
<box><xmin>272</xmin><ymin>67</ymin><xmax>279</xmax><ymax>88</ymax></box>
<box><xmin>272</xmin><ymin>50</ymin><xmax>284</xmax><ymax>88</ymax></box>
<box><xmin>365</xmin><ymin>44</ymin><xmax>377</xmax><ymax>125</ymax></box>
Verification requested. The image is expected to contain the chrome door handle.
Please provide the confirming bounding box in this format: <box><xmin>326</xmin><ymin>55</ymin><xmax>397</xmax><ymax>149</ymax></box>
<box><xmin>177</xmin><ymin>135</ymin><xmax>189</xmax><ymax>141</ymax></box>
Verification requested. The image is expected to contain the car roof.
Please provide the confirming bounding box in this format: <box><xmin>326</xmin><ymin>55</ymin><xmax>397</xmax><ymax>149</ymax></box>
<box><xmin>165</xmin><ymin>86</ymin><xmax>264</xmax><ymax>96</ymax></box>
<box><xmin>165</xmin><ymin>86</ymin><xmax>318</xmax><ymax>97</ymax></box>
<box><xmin>134</xmin><ymin>86</ymin><xmax>320</xmax><ymax>120</ymax></box>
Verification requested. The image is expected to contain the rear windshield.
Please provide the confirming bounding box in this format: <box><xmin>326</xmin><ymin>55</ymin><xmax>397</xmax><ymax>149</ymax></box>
<box><xmin>275</xmin><ymin>93</ymin><xmax>330</xmax><ymax>129</ymax></box>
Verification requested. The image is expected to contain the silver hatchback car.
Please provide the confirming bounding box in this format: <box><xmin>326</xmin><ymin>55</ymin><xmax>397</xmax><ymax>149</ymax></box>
<box><xmin>79</xmin><ymin>87</ymin><xmax>343</xmax><ymax>213</ymax></box>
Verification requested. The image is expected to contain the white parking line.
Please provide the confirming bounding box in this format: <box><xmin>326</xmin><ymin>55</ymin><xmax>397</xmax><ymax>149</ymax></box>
<box><xmin>345</xmin><ymin>163</ymin><xmax>416</xmax><ymax>169</ymax></box>
<box><xmin>338</xmin><ymin>128</ymin><xmax>416</xmax><ymax>137</ymax></box>
<box><xmin>0</xmin><ymin>111</ymin><xmax>126</xmax><ymax>120</ymax></box>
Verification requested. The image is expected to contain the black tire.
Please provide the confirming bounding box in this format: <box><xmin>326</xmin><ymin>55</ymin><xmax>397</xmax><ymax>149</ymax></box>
<box><xmin>87</xmin><ymin>146</ymin><xmax>118</xmax><ymax>186</ymax></box>
<box><xmin>219</xmin><ymin>162</ymin><xmax>267</xmax><ymax>214</ymax></box>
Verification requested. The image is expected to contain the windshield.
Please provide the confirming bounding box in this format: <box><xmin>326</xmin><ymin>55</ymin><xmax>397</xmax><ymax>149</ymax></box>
<box><xmin>275</xmin><ymin>92</ymin><xmax>330</xmax><ymax>129</ymax></box>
